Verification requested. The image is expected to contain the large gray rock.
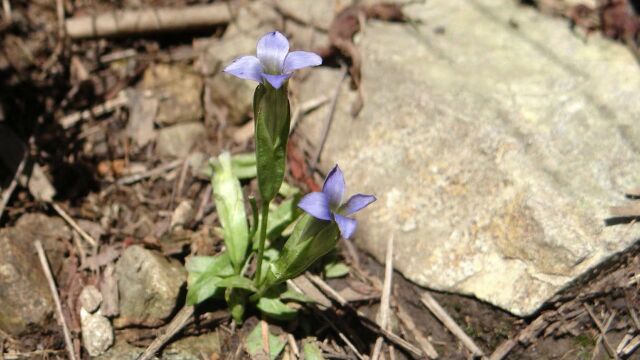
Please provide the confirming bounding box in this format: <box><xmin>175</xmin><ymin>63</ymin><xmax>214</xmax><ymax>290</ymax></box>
<box><xmin>115</xmin><ymin>245</ymin><xmax>187</xmax><ymax>327</ymax></box>
<box><xmin>300</xmin><ymin>0</ymin><xmax>640</xmax><ymax>316</ymax></box>
<box><xmin>0</xmin><ymin>214</ymin><xmax>69</xmax><ymax>335</ymax></box>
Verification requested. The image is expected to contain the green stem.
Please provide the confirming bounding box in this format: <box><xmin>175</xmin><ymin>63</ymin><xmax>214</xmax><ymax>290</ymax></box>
<box><xmin>254</xmin><ymin>201</ymin><xmax>270</xmax><ymax>287</ymax></box>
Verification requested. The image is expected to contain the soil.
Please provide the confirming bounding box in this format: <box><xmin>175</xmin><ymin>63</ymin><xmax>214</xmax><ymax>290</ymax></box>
<box><xmin>1</xmin><ymin>0</ymin><xmax>639</xmax><ymax>359</ymax></box>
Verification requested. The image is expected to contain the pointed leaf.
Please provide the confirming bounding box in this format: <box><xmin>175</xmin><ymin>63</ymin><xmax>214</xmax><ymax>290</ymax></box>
<box><xmin>266</xmin><ymin>214</ymin><xmax>339</xmax><ymax>285</ymax></box>
<box><xmin>253</xmin><ymin>84</ymin><xmax>291</xmax><ymax>202</ymax></box>
<box><xmin>256</xmin><ymin>297</ymin><xmax>298</xmax><ymax>321</ymax></box>
<box><xmin>186</xmin><ymin>253</ymin><xmax>235</xmax><ymax>305</ymax></box>
<box><xmin>212</xmin><ymin>152</ymin><xmax>249</xmax><ymax>272</ymax></box>
<box><xmin>324</xmin><ymin>262</ymin><xmax>350</xmax><ymax>278</ymax></box>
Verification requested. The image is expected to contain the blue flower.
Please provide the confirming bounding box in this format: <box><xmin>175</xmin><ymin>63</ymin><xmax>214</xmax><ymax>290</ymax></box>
<box><xmin>223</xmin><ymin>31</ymin><xmax>322</xmax><ymax>89</ymax></box>
<box><xmin>297</xmin><ymin>165</ymin><xmax>376</xmax><ymax>239</ymax></box>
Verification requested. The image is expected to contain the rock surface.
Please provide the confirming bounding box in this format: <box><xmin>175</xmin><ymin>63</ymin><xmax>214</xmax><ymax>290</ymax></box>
<box><xmin>0</xmin><ymin>214</ymin><xmax>70</xmax><ymax>335</ymax></box>
<box><xmin>156</xmin><ymin>122</ymin><xmax>206</xmax><ymax>158</ymax></box>
<box><xmin>300</xmin><ymin>0</ymin><xmax>640</xmax><ymax>316</ymax></box>
<box><xmin>140</xmin><ymin>64</ymin><xmax>203</xmax><ymax>126</ymax></box>
<box><xmin>115</xmin><ymin>245</ymin><xmax>187</xmax><ymax>327</ymax></box>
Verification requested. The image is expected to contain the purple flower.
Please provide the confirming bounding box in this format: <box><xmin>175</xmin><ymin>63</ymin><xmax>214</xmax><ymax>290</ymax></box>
<box><xmin>223</xmin><ymin>31</ymin><xmax>322</xmax><ymax>89</ymax></box>
<box><xmin>298</xmin><ymin>165</ymin><xmax>376</xmax><ymax>239</ymax></box>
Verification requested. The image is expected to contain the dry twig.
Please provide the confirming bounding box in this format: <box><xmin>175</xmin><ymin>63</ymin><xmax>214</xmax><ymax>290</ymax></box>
<box><xmin>419</xmin><ymin>292</ymin><xmax>484</xmax><ymax>358</ymax></box>
<box><xmin>139</xmin><ymin>306</ymin><xmax>195</xmax><ymax>360</ymax></box>
<box><xmin>65</xmin><ymin>4</ymin><xmax>232</xmax><ymax>39</ymax></box>
<box><xmin>51</xmin><ymin>203</ymin><xmax>98</xmax><ymax>247</ymax></box>
<box><xmin>306</xmin><ymin>274</ymin><xmax>423</xmax><ymax>358</ymax></box>
<box><xmin>489</xmin><ymin>314</ymin><xmax>549</xmax><ymax>360</ymax></box>
<box><xmin>584</xmin><ymin>305</ymin><xmax>618</xmax><ymax>359</ymax></box>
<box><xmin>372</xmin><ymin>237</ymin><xmax>394</xmax><ymax>360</ymax></box>
<box><xmin>34</xmin><ymin>241</ymin><xmax>77</xmax><ymax>360</ymax></box>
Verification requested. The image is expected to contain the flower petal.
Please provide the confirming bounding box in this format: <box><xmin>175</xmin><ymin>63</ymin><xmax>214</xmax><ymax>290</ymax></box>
<box><xmin>257</xmin><ymin>31</ymin><xmax>289</xmax><ymax>74</ymax></box>
<box><xmin>223</xmin><ymin>56</ymin><xmax>264</xmax><ymax>82</ymax></box>
<box><xmin>262</xmin><ymin>73</ymin><xmax>291</xmax><ymax>89</ymax></box>
<box><xmin>323</xmin><ymin>165</ymin><xmax>345</xmax><ymax>208</ymax></box>
<box><xmin>283</xmin><ymin>51</ymin><xmax>322</xmax><ymax>73</ymax></box>
<box><xmin>342</xmin><ymin>194</ymin><xmax>376</xmax><ymax>215</ymax></box>
<box><xmin>298</xmin><ymin>192</ymin><xmax>332</xmax><ymax>221</ymax></box>
<box><xmin>334</xmin><ymin>213</ymin><xmax>357</xmax><ymax>239</ymax></box>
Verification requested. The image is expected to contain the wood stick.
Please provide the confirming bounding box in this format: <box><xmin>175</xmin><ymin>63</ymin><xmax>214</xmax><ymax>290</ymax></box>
<box><xmin>626</xmin><ymin>187</ymin><xmax>640</xmax><ymax>197</ymax></box>
<box><xmin>138</xmin><ymin>306</ymin><xmax>194</xmax><ymax>360</ymax></box>
<box><xmin>609</xmin><ymin>204</ymin><xmax>640</xmax><ymax>218</ymax></box>
<box><xmin>372</xmin><ymin>237</ymin><xmax>394</xmax><ymax>360</ymax></box>
<box><xmin>34</xmin><ymin>241</ymin><xmax>77</xmax><ymax>360</ymax></box>
<box><xmin>65</xmin><ymin>4</ymin><xmax>232</xmax><ymax>39</ymax></box>
<box><xmin>51</xmin><ymin>203</ymin><xmax>98</xmax><ymax>247</ymax></box>
<box><xmin>396</xmin><ymin>303</ymin><xmax>438</xmax><ymax>359</ymax></box>
<box><xmin>622</xmin><ymin>336</ymin><xmax>640</xmax><ymax>357</ymax></box>
<box><xmin>420</xmin><ymin>292</ymin><xmax>484</xmax><ymax>357</ymax></box>
<box><xmin>306</xmin><ymin>274</ymin><xmax>424</xmax><ymax>359</ymax></box>
<box><xmin>584</xmin><ymin>305</ymin><xmax>617</xmax><ymax>359</ymax></box>
<box><xmin>489</xmin><ymin>315</ymin><xmax>549</xmax><ymax>360</ymax></box>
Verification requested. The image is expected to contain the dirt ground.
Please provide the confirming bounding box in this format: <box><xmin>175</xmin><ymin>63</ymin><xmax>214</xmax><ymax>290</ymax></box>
<box><xmin>1</xmin><ymin>0</ymin><xmax>640</xmax><ymax>359</ymax></box>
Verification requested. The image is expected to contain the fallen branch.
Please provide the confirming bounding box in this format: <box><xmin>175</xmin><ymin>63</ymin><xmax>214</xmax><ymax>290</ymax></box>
<box><xmin>138</xmin><ymin>306</ymin><xmax>194</xmax><ymax>360</ymax></box>
<box><xmin>420</xmin><ymin>292</ymin><xmax>484</xmax><ymax>358</ymax></box>
<box><xmin>65</xmin><ymin>4</ymin><xmax>232</xmax><ymax>39</ymax></box>
<box><xmin>584</xmin><ymin>305</ymin><xmax>618</xmax><ymax>359</ymax></box>
<box><xmin>35</xmin><ymin>241</ymin><xmax>77</xmax><ymax>360</ymax></box>
<box><xmin>489</xmin><ymin>315</ymin><xmax>549</xmax><ymax>360</ymax></box>
<box><xmin>306</xmin><ymin>274</ymin><xmax>424</xmax><ymax>359</ymax></box>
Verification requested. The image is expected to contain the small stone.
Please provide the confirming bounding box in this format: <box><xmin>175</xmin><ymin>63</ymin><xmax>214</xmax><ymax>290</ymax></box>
<box><xmin>79</xmin><ymin>285</ymin><xmax>103</xmax><ymax>313</ymax></box>
<box><xmin>0</xmin><ymin>214</ymin><xmax>70</xmax><ymax>335</ymax></box>
<box><xmin>162</xmin><ymin>332</ymin><xmax>221</xmax><ymax>360</ymax></box>
<box><xmin>114</xmin><ymin>245</ymin><xmax>187</xmax><ymax>327</ymax></box>
<box><xmin>156</xmin><ymin>122</ymin><xmax>206</xmax><ymax>158</ymax></box>
<box><xmin>81</xmin><ymin>308</ymin><xmax>114</xmax><ymax>356</ymax></box>
<box><xmin>170</xmin><ymin>200</ymin><xmax>194</xmax><ymax>231</ymax></box>
<box><xmin>139</xmin><ymin>64</ymin><xmax>203</xmax><ymax>126</ymax></box>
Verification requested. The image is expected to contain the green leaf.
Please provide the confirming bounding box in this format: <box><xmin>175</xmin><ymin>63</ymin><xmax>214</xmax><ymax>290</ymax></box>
<box><xmin>186</xmin><ymin>253</ymin><xmax>235</xmax><ymax>305</ymax></box>
<box><xmin>324</xmin><ymin>262</ymin><xmax>350</xmax><ymax>278</ymax></box>
<box><xmin>266</xmin><ymin>215</ymin><xmax>340</xmax><ymax>286</ymax></box>
<box><xmin>216</xmin><ymin>275</ymin><xmax>257</xmax><ymax>292</ymax></box>
<box><xmin>212</xmin><ymin>152</ymin><xmax>249</xmax><ymax>273</ymax></box>
<box><xmin>256</xmin><ymin>297</ymin><xmax>298</xmax><ymax>321</ymax></box>
<box><xmin>253</xmin><ymin>83</ymin><xmax>291</xmax><ymax>203</ymax></box>
<box><xmin>302</xmin><ymin>339</ymin><xmax>325</xmax><ymax>360</ymax></box>
<box><xmin>245</xmin><ymin>322</ymin><xmax>286</xmax><ymax>360</ymax></box>
<box><xmin>208</xmin><ymin>153</ymin><xmax>257</xmax><ymax>179</ymax></box>
<box><xmin>280</xmin><ymin>289</ymin><xmax>313</xmax><ymax>304</ymax></box>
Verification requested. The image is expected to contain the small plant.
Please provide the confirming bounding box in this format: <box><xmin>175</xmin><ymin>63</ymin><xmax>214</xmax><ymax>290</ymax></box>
<box><xmin>186</xmin><ymin>31</ymin><xmax>376</xmax><ymax>323</ymax></box>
